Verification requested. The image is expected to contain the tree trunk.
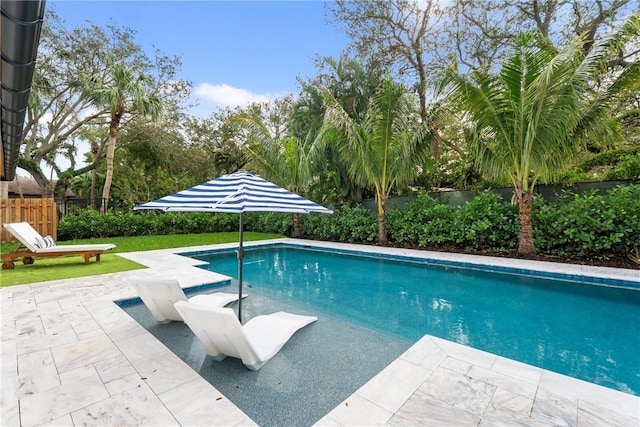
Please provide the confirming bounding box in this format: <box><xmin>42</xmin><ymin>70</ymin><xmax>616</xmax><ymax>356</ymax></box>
<box><xmin>517</xmin><ymin>188</ymin><xmax>535</xmax><ymax>256</ymax></box>
<box><xmin>293</xmin><ymin>212</ymin><xmax>301</xmax><ymax>237</ymax></box>
<box><xmin>100</xmin><ymin>134</ymin><xmax>116</xmax><ymax>214</ymax></box>
<box><xmin>378</xmin><ymin>194</ymin><xmax>388</xmax><ymax>244</ymax></box>
<box><xmin>90</xmin><ymin>140</ymin><xmax>98</xmax><ymax>209</ymax></box>
<box><xmin>101</xmin><ymin>106</ymin><xmax>123</xmax><ymax>214</ymax></box>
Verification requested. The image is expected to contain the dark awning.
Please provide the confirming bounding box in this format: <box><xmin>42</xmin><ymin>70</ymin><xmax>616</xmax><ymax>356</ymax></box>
<box><xmin>1</xmin><ymin>0</ymin><xmax>46</xmax><ymax>181</ymax></box>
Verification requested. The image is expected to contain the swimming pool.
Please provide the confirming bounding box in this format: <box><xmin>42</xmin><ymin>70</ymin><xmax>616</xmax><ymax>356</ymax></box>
<box><xmin>189</xmin><ymin>243</ymin><xmax>640</xmax><ymax>396</ymax></box>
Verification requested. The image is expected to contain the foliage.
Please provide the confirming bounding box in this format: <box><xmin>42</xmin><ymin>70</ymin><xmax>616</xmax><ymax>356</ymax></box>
<box><xmin>602</xmin><ymin>153</ymin><xmax>640</xmax><ymax>181</ymax></box>
<box><xmin>316</xmin><ymin>78</ymin><xmax>435</xmax><ymax>243</ymax></box>
<box><xmin>245</xmin><ymin>212</ymin><xmax>294</xmax><ymax>236</ymax></box>
<box><xmin>533</xmin><ymin>185</ymin><xmax>640</xmax><ymax>256</ymax></box>
<box><xmin>301</xmin><ymin>205</ymin><xmax>378</xmax><ymax>242</ymax></box>
<box><xmin>450</xmin><ymin>192</ymin><xmax>518</xmax><ymax>249</ymax></box>
<box><xmin>21</xmin><ymin>10</ymin><xmax>188</xmax><ymax>195</ymax></box>
<box><xmin>442</xmin><ymin>15</ymin><xmax>640</xmax><ymax>255</ymax></box>
<box><xmin>386</xmin><ymin>191</ymin><xmax>518</xmax><ymax>250</ymax></box>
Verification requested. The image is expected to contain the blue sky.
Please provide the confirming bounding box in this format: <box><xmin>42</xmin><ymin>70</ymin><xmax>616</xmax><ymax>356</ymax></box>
<box><xmin>49</xmin><ymin>0</ymin><xmax>350</xmax><ymax>116</ymax></box>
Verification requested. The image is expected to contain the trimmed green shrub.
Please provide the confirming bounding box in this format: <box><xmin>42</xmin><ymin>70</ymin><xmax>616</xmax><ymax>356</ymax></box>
<box><xmin>451</xmin><ymin>192</ymin><xmax>519</xmax><ymax>250</ymax></box>
<box><xmin>57</xmin><ymin>185</ymin><xmax>639</xmax><ymax>259</ymax></box>
<box><xmin>533</xmin><ymin>185</ymin><xmax>640</xmax><ymax>256</ymax></box>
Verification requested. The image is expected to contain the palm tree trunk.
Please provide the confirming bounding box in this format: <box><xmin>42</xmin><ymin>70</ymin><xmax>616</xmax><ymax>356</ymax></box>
<box><xmin>517</xmin><ymin>188</ymin><xmax>535</xmax><ymax>255</ymax></box>
<box><xmin>293</xmin><ymin>212</ymin><xmax>301</xmax><ymax>237</ymax></box>
<box><xmin>90</xmin><ymin>140</ymin><xmax>98</xmax><ymax>209</ymax></box>
<box><xmin>378</xmin><ymin>194</ymin><xmax>388</xmax><ymax>244</ymax></box>
<box><xmin>100</xmin><ymin>134</ymin><xmax>116</xmax><ymax>214</ymax></box>
<box><xmin>101</xmin><ymin>107</ymin><xmax>123</xmax><ymax>214</ymax></box>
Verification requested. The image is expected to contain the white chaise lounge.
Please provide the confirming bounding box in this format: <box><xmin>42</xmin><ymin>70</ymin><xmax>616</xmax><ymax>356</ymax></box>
<box><xmin>174</xmin><ymin>301</ymin><xmax>317</xmax><ymax>370</ymax></box>
<box><xmin>132</xmin><ymin>277</ymin><xmax>247</xmax><ymax>323</ymax></box>
<box><xmin>2</xmin><ymin>222</ymin><xmax>115</xmax><ymax>269</ymax></box>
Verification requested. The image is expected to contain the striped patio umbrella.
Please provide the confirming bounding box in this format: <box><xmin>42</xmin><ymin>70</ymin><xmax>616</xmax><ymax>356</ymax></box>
<box><xmin>134</xmin><ymin>170</ymin><xmax>332</xmax><ymax>321</ymax></box>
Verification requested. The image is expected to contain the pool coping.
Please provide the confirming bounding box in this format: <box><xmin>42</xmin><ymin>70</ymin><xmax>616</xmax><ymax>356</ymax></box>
<box><xmin>2</xmin><ymin>237</ymin><xmax>638</xmax><ymax>426</ymax></box>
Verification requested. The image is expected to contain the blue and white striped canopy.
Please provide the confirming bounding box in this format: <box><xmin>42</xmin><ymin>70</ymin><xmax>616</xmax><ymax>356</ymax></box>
<box><xmin>134</xmin><ymin>170</ymin><xmax>333</xmax><ymax>214</ymax></box>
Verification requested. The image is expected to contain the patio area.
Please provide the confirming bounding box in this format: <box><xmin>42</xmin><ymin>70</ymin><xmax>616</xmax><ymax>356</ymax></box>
<box><xmin>2</xmin><ymin>239</ymin><xmax>638</xmax><ymax>426</ymax></box>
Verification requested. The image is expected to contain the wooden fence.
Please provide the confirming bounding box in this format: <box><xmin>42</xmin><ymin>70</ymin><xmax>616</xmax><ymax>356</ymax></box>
<box><xmin>0</xmin><ymin>198</ymin><xmax>57</xmax><ymax>243</ymax></box>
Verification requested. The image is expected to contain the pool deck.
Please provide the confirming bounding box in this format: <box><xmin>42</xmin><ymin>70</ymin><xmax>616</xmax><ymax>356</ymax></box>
<box><xmin>2</xmin><ymin>238</ymin><xmax>639</xmax><ymax>426</ymax></box>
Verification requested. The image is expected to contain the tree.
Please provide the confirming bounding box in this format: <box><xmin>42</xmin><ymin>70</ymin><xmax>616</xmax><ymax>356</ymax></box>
<box><xmin>293</xmin><ymin>55</ymin><xmax>386</xmax><ymax>203</ymax></box>
<box><xmin>449</xmin><ymin>0</ymin><xmax>637</xmax><ymax>69</ymax></box>
<box><xmin>182</xmin><ymin>106</ymin><xmax>250</xmax><ymax>178</ymax></box>
<box><xmin>317</xmin><ymin>79</ymin><xmax>435</xmax><ymax>243</ymax></box>
<box><xmin>21</xmin><ymin>9</ymin><xmax>189</xmax><ymax>197</ymax></box>
<box><xmin>235</xmin><ymin>98</ymin><xmax>313</xmax><ymax>237</ymax></box>
<box><xmin>79</xmin><ymin>56</ymin><xmax>163</xmax><ymax>212</ymax></box>
<box><xmin>442</xmin><ymin>15</ymin><xmax>640</xmax><ymax>255</ymax></box>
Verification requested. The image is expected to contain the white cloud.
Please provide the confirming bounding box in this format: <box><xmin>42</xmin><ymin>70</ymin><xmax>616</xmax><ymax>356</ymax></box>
<box><xmin>194</xmin><ymin>83</ymin><xmax>273</xmax><ymax>109</ymax></box>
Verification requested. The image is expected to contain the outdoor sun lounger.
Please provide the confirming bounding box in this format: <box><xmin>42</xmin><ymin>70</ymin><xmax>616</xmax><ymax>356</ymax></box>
<box><xmin>132</xmin><ymin>277</ymin><xmax>247</xmax><ymax>323</ymax></box>
<box><xmin>174</xmin><ymin>300</ymin><xmax>317</xmax><ymax>370</ymax></box>
<box><xmin>1</xmin><ymin>222</ymin><xmax>116</xmax><ymax>270</ymax></box>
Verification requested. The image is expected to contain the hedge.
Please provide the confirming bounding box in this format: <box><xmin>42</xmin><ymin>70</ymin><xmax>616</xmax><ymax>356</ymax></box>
<box><xmin>58</xmin><ymin>185</ymin><xmax>639</xmax><ymax>257</ymax></box>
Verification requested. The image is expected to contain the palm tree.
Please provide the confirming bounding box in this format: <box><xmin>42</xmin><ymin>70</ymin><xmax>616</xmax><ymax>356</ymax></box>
<box><xmin>236</xmin><ymin>112</ymin><xmax>313</xmax><ymax>237</ymax></box>
<box><xmin>317</xmin><ymin>78</ymin><xmax>434</xmax><ymax>243</ymax></box>
<box><xmin>443</xmin><ymin>15</ymin><xmax>640</xmax><ymax>255</ymax></box>
<box><xmin>80</xmin><ymin>57</ymin><xmax>162</xmax><ymax>212</ymax></box>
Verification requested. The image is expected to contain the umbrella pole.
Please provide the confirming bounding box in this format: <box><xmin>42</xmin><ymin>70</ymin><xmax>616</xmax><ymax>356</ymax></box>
<box><xmin>237</xmin><ymin>212</ymin><xmax>244</xmax><ymax>322</ymax></box>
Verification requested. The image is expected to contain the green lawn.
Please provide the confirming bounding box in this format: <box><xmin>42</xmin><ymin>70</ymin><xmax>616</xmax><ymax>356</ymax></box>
<box><xmin>0</xmin><ymin>232</ymin><xmax>283</xmax><ymax>287</ymax></box>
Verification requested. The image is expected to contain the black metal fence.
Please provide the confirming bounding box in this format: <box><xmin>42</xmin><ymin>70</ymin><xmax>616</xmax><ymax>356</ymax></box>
<box><xmin>55</xmin><ymin>198</ymin><xmax>129</xmax><ymax>217</ymax></box>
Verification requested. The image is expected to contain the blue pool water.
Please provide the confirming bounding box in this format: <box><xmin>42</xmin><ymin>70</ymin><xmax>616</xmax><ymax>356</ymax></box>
<box><xmin>191</xmin><ymin>244</ymin><xmax>640</xmax><ymax>396</ymax></box>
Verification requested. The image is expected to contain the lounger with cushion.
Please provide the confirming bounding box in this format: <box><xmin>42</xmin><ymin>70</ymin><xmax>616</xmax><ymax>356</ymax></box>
<box><xmin>132</xmin><ymin>277</ymin><xmax>247</xmax><ymax>323</ymax></box>
<box><xmin>174</xmin><ymin>300</ymin><xmax>317</xmax><ymax>370</ymax></box>
<box><xmin>1</xmin><ymin>222</ymin><xmax>115</xmax><ymax>269</ymax></box>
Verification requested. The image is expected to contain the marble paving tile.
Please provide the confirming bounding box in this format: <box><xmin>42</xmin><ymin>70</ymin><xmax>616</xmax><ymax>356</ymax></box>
<box><xmin>70</xmin><ymin>382</ymin><xmax>179</xmax><ymax>427</ymax></box>
<box><xmin>491</xmin><ymin>356</ymin><xmax>543</xmax><ymax>385</ymax></box>
<box><xmin>32</xmin><ymin>300</ymin><xmax>62</xmax><ymax>316</ymax></box>
<box><xmin>0</xmin><ymin>390</ymin><xmax>20</xmax><ymax>427</ymax></box>
<box><xmin>50</xmin><ymin>332</ymin><xmax>121</xmax><ymax>373</ymax></box>
<box><xmin>19</xmin><ymin>365</ymin><xmax>110</xmax><ymax>427</ymax></box>
<box><xmin>479</xmin><ymin>412</ymin><xmax>552</xmax><ymax>426</ymax></box>
<box><xmin>34</xmin><ymin>289</ymin><xmax>76</xmax><ymax>305</ymax></box>
<box><xmin>159</xmin><ymin>377</ymin><xmax>257</xmax><ymax>426</ymax></box>
<box><xmin>15</xmin><ymin>328</ymin><xmax>78</xmax><ymax>356</ymax></box>
<box><xmin>400</xmin><ymin>335</ymin><xmax>448</xmax><ymax>370</ymax></box>
<box><xmin>577</xmin><ymin>398</ymin><xmax>639</xmax><ymax>427</ymax></box>
<box><xmin>16</xmin><ymin>364</ymin><xmax>60</xmax><ymax>398</ymax></box>
<box><xmin>389</xmin><ymin>389</ymin><xmax>480</xmax><ymax>427</ymax></box>
<box><xmin>45</xmin><ymin>414</ymin><xmax>74</xmax><ymax>426</ymax></box>
<box><xmin>14</xmin><ymin>315</ymin><xmax>44</xmax><ymax>337</ymax></box>
<box><xmin>419</xmin><ymin>366</ymin><xmax>495</xmax><ymax>417</ymax></box>
<box><xmin>531</xmin><ymin>387</ymin><xmax>577</xmax><ymax>427</ymax></box>
<box><xmin>104</xmin><ymin>372</ymin><xmax>146</xmax><ymax>395</ymax></box>
<box><xmin>115</xmin><ymin>328</ymin><xmax>170</xmax><ymax>362</ymax></box>
<box><xmin>356</xmin><ymin>357</ymin><xmax>432</xmax><ymax>413</ymax></box>
<box><xmin>320</xmin><ymin>393</ymin><xmax>394</xmax><ymax>427</ymax></box>
<box><xmin>440</xmin><ymin>356</ymin><xmax>472</xmax><ymax>373</ymax></box>
<box><xmin>12</xmin><ymin>297</ymin><xmax>38</xmax><ymax>319</ymax></box>
<box><xmin>539</xmin><ymin>370</ymin><xmax>639</xmax><ymax>418</ymax></box>
<box><xmin>467</xmin><ymin>365</ymin><xmax>538</xmax><ymax>400</ymax></box>
<box><xmin>130</xmin><ymin>349</ymin><xmax>199</xmax><ymax>395</ymax></box>
<box><xmin>485</xmin><ymin>387</ymin><xmax>534</xmax><ymax>419</ymax></box>
<box><xmin>1</xmin><ymin>339</ymin><xmax>18</xmax><ymax>377</ymax></box>
<box><xmin>93</xmin><ymin>353</ymin><xmax>137</xmax><ymax>384</ymax></box>
<box><xmin>430</xmin><ymin>336</ymin><xmax>497</xmax><ymax>369</ymax></box>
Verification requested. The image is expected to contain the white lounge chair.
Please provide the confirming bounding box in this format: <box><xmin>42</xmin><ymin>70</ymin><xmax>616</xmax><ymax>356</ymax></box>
<box><xmin>2</xmin><ymin>222</ymin><xmax>115</xmax><ymax>269</ymax></box>
<box><xmin>174</xmin><ymin>301</ymin><xmax>317</xmax><ymax>370</ymax></box>
<box><xmin>132</xmin><ymin>277</ymin><xmax>246</xmax><ymax>323</ymax></box>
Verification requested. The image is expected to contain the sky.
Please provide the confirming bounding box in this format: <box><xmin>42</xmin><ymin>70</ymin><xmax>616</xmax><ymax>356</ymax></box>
<box><xmin>48</xmin><ymin>0</ymin><xmax>351</xmax><ymax>117</ymax></box>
